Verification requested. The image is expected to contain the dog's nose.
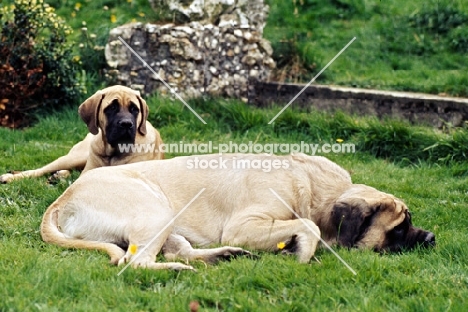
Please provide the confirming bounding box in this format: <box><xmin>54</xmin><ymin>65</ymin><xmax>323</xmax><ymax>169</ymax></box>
<box><xmin>423</xmin><ymin>232</ymin><xmax>436</xmax><ymax>247</ymax></box>
<box><xmin>118</xmin><ymin>119</ymin><xmax>134</xmax><ymax>129</ymax></box>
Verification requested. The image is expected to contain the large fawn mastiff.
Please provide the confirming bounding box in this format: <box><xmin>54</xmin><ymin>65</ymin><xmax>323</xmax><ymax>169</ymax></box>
<box><xmin>41</xmin><ymin>154</ymin><xmax>435</xmax><ymax>270</ymax></box>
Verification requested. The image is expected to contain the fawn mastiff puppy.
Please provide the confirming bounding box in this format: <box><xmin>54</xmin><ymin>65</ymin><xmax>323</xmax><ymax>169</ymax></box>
<box><xmin>41</xmin><ymin>154</ymin><xmax>435</xmax><ymax>270</ymax></box>
<box><xmin>0</xmin><ymin>85</ymin><xmax>163</xmax><ymax>183</ymax></box>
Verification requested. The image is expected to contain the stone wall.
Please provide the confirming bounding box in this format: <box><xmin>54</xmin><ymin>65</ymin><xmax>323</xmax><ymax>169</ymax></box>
<box><xmin>253</xmin><ymin>82</ymin><xmax>468</xmax><ymax>128</ymax></box>
<box><xmin>149</xmin><ymin>0</ymin><xmax>269</xmax><ymax>34</ymax></box>
<box><xmin>105</xmin><ymin>22</ymin><xmax>275</xmax><ymax>100</ymax></box>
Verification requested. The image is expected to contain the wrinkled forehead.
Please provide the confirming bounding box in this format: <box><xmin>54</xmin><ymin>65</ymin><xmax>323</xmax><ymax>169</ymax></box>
<box><xmin>102</xmin><ymin>89</ymin><xmax>139</xmax><ymax>107</ymax></box>
<box><xmin>349</xmin><ymin>184</ymin><xmax>408</xmax><ymax>222</ymax></box>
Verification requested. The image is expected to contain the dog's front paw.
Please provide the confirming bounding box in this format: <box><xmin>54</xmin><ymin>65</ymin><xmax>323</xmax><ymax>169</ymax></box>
<box><xmin>48</xmin><ymin>170</ymin><xmax>71</xmax><ymax>184</ymax></box>
<box><xmin>0</xmin><ymin>173</ymin><xmax>14</xmax><ymax>184</ymax></box>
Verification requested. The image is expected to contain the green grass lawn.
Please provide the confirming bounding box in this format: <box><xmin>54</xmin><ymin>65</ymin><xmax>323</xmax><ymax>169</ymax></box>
<box><xmin>1</xmin><ymin>96</ymin><xmax>467</xmax><ymax>311</ymax></box>
<box><xmin>1</xmin><ymin>0</ymin><xmax>468</xmax><ymax>310</ymax></box>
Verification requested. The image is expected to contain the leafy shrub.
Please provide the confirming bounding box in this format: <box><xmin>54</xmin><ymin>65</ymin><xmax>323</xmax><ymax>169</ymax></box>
<box><xmin>0</xmin><ymin>0</ymin><xmax>79</xmax><ymax>128</ymax></box>
<box><xmin>75</xmin><ymin>26</ymin><xmax>107</xmax><ymax>74</ymax></box>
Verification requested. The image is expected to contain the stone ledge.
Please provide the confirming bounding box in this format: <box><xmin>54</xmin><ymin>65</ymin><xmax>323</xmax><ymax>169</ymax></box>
<box><xmin>252</xmin><ymin>82</ymin><xmax>468</xmax><ymax>128</ymax></box>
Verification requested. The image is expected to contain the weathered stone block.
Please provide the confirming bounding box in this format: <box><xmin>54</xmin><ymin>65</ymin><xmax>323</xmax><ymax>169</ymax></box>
<box><xmin>105</xmin><ymin>22</ymin><xmax>276</xmax><ymax>100</ymax></box>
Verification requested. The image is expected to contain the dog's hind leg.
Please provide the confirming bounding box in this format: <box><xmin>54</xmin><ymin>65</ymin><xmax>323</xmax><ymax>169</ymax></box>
<box><xmin>117</xmin><ymin>216</ymin><xmax>194</xmax><ymax>271</ymax></box>
<box><xmin>162</xmin><ymin>234</ymin><xmax>253</xmax><ymax>264</ymax></box>
<box><xmin>222</xmin><ymin>213</ymin><xmax>321</xmax><ymax>263</ymax></box>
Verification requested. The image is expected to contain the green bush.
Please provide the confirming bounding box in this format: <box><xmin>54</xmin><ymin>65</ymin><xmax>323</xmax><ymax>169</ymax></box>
<box><xmin>0</xmin><ymin>0</ymin><xmax>80</xmax><ymax>128</ymax></box>
<box><xmin>75</xmin><ymin>26</ymin><xmax>107</xmax><ymax>75</ymax></box>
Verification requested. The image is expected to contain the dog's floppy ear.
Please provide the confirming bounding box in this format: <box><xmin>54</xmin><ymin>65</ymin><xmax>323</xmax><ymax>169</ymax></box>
<box><xmin>134</xmin><ymin>91</ymin><xmax>148</xmax><ymax>135</ymax></box>
<box><xmin>331</xmin><ymin>197</ymin><xmax>385</xmax><ymax>247</ymax></box>
<box><xmin>78</xmin><ymin>91</ymin><xmax>105</xmax><ymax>135</ymax></box>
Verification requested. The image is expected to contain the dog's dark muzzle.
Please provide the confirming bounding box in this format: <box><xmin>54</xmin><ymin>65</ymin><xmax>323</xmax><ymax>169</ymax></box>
<box><xmin>408</xmin><ymin>227</ymin><xmax>436</xmax><ymax>248</ymax></box>
<box><xmin>383</xmin><ymin>227</ymin><xmax>435</xmax><ymax>252</ymax></box>
<box><xmin>117</xmin><ymin>118</ymin><xmax>135</xmax><ymax>130</ymax></box>
<box><xmin>420</xmin><ymin>231</ymin><xmax>436</xmax><ymax>248</ymax></box>
<box><xmin>106</xmin><ymin>117</ymin><xmax>137</xmax><ymax>147</ymax></box>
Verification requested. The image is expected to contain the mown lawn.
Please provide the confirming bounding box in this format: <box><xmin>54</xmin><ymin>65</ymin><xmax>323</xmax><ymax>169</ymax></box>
<box><xmin>1</xmin><ymin>97</ymin><xmax>467</xmax><ymax>311</ymax></box>
<box><xmin>1</xmin><ymin>0</ymin><xmax>468</xmax><ymax>310</ymax></box>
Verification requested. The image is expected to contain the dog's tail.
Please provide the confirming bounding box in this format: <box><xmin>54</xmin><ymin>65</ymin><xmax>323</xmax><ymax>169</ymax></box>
<box><xmin>40</xmin><ymin>197</ymin><xmax>125</xmax><ymax>264</ymax></box>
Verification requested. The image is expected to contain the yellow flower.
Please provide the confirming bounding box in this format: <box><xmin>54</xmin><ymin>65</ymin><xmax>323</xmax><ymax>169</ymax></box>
<box><xmin>138</xmin><ymin>12</ymin><xmax>145</xmax><ymax>17</ymax></box>
<box><xmin>110</xmin><ymin>14</ymin><xmax>117</xmax><ymax>23</ymax></box>
<box><xmin>74</xmin><ymin>3</ymin><xmax>81</xmax><ymax>11</ymax></box>
<box><xmin>72</xmin><ymin>55</ymin><xmax>81</xmax><ymax>62</ymax></box>
<box><xmin>277</xmin><ymin>241</ymin><xmax>286</xmax><ymax>250</ymax></box>
<box><xmin>336</xmin><ymin>138</ymin><xmax>344</xmax><ymax>143</ymax></box>
<box><xmin>129</xmin><ymin>244</ymin><xmax>138</xmax><ymax>255</ymax></box>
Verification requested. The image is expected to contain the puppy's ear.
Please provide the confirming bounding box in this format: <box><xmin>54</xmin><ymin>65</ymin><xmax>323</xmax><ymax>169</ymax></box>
<box><xmin>78</xmin><ymin>91</ymin><xmax>105</xmax><ymax>135</ymax></box>
<box><xmin>331</xmin><ymin>198</ymin><xmax>382</xmax><ymax>247</ymax></box>
<box><xmin>135</xmin><ymin>91</ymin><xmax>148</xmax><ymax>135</ymax></box>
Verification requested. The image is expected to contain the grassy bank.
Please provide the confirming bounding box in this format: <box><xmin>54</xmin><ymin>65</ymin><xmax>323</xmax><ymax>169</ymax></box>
<box><xmin>8</xmin><ymin>0</ymin><xmax>466</xmax><ymax>97</ymax></box>
<box><xmin>265</xmin><ymin>0</ymin><xmax>468</xmax><ymax>96</ymax></box>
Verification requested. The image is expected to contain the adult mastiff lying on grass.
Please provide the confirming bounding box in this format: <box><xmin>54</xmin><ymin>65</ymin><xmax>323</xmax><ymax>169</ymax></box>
<box><xmin>0</xmin><ymin>85</ymin><xmax>163</xmax><ymax>183</ymax></box>
<box><xmin>41</xmin><ymin>154</ymin><xmax>435</xmax><ymax>270</ymax></box>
